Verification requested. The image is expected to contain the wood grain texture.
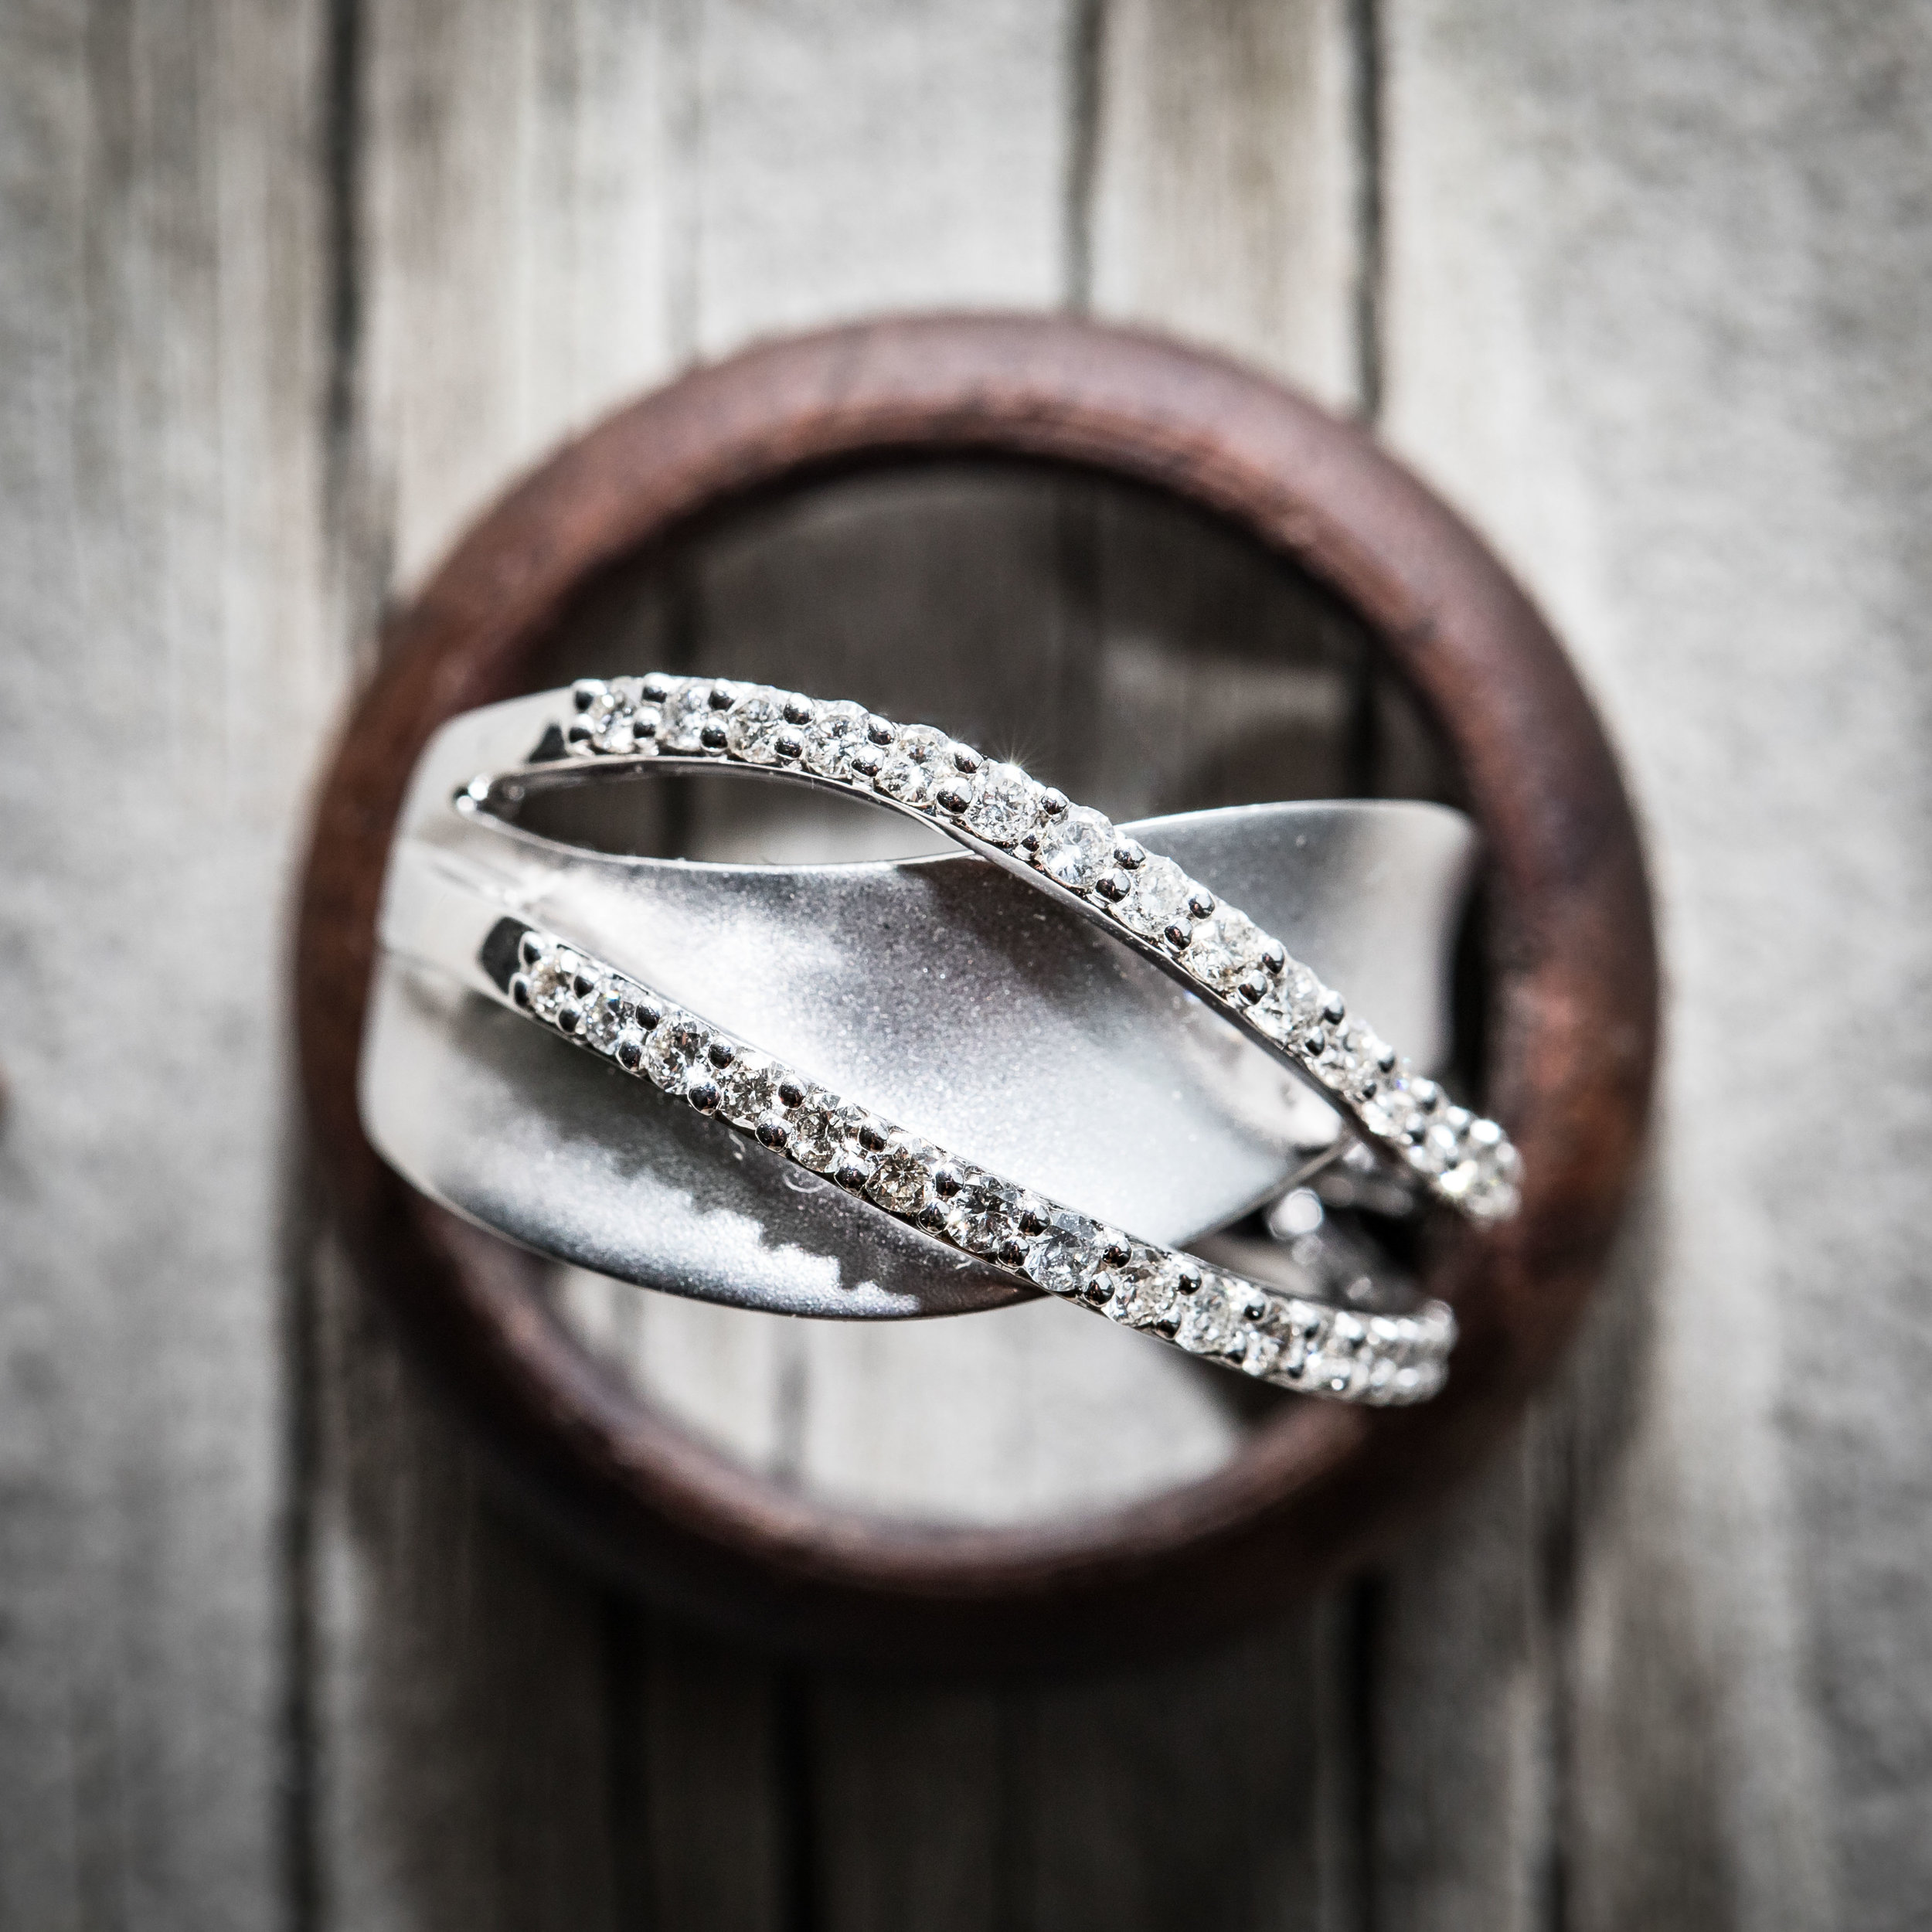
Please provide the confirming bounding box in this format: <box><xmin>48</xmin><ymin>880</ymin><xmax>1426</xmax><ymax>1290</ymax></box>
<box><xmin>1088</xmin><ymin>0</ymin><xmax>1362</xmax><ymax>405</ymax></box>
<box><xmin>1379</xmin><ymin>2</ymin><xmax>1932</xmax><ymax>1923</ymax></box>
<box><xmin>0</xmin><ymin>2</ymin><xmax>335</xmax><ymax>1927</ymax></box>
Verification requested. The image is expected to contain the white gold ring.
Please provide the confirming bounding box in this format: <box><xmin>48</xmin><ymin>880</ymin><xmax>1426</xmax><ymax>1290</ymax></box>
<box><xmin>495</xmin><ymin>672</ymin><xmax>1522</xmax><ymax>1224</ymax></box>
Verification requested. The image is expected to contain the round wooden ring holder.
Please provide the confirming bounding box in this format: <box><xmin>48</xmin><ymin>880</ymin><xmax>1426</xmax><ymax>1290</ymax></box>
<box><xmin>297</xmin><ymin>315</ymin><xmax>1657</xmax><ymax>1670</ymax></box>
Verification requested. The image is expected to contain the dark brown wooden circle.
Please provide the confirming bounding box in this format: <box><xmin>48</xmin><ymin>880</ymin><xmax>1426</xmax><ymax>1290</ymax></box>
<box><xmin>295</xmin><ymin>313</ymin><xmax>1657</xmax><ymax>1670</ymax></box>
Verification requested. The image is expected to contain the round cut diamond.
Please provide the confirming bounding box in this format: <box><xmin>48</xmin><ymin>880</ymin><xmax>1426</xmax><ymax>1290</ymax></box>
<box><xmin>590</xmin><ymin>708</ymin><xmax>638</xmax><ymax>754</ymax></box>
<box><xmin>1097</xmin><ymin>1249</ymin><xmax>1187</xmax><ymax>1332</ymax></box>
<box><xmin>785</xmin><ymin>1090</ymin><xmax>842</xmax><ymax>1172</ymax></box>
<box><xmin>866</xmin><ymin>1133</ymin><xmax>936</xmax><ymax>1216</ymax></box>
<box><xmin>801</xmin><ymin>699</ymin><xmax>868</xmax><ymax>780</ymax></box>
<box><xmin>833</xmin><ymin>1100</ymin><xmax>884</xmax><ymax>1153</ymax></box>
<box><xmin>1239</xmin><ymin>1329</ymin><xmax>1283</xmax><ymax>1378</ymax></box>
<box><xmin>582</xmin><ymin>986</ymin><xmax>628</xmax><ymax>1050</ymax></box>
<box><xmin>960</xmin><ymin>762</ymin><xmax>1041</xmax><ymax>846</ymax></box>
<box><xmin>1116</xmin><ymin>856</ymin><xmax>1198</xmax><ymax>941</ymax></box>
<box><xmin>724</xmin><ymin>692</ymin><xmax>791</xmax><ymax>764</ymax></box>
<box><xmin>1175</xmin><ymin>1280</ymin><xmax>1240</xmax><ymax>1357</ymax></box>
<box><xmin>1320</xmin><ymin>1022</ymin><xmax>1390</xmax><ymax>1099</ymax></box>
<box><xmin>1034</xmin><ymin>806</ymin><xmax>1114</xmax><ymax>893</ymax></box>
<box><xmin>873</xmin><ymin>724</ymin><xmax>951</xmax><ymax>807</ymax></box>
<box><xmin>1304</xmin><ymin>1311</ymin><xmax>1369</xmax><ymax>1394</ymax></box>
<box><xmin>716</xmin><ymin>1053</ymin><xmax>779</xmax><ymax>1126</ymax></box>
<box><xmin>1185</xmin><ymin>908</ymin><xmax>1267</xmax><ymax>993</ymax></box>
<box><xmin>1250</xmin><ymin>960</ymin><xmax>1323</xmax><ymax>1042</ymax></box>
<box><xmin>520</xmin><ymin>949</ymin><xmax>570</xmax><ymax>1019</ymax></box>
<box><xmin>1440</xmin><ymin>1128</ymin><xmax>1522</xmax><ymax>1222</ymax></box>
<box><xmin>655</xmin><ymin>682</ymin><xmax>713</xmax><ymax>753</ymax></box>
<box><xmin>941</xmin><ymin>1172</ymin><xmax>1021</xmax><ymax>1254</ymax></box>
<box><xmin>1406</xmin><ymin>1116</ymin><xmax>1462</xmax><ymax>1179</ymax></box>
<box><xmin>1360</xmin><ymin>1061</ymin><xmax>1427</xmax><ymax>1138</ymax></box>
<box><xmin>641</xmin><ymin>1012</ymin><xmax>708</xmax><ymax>1090</ymax></box>
<box><xmin>1023</xmin><ymin>1212</ymin><xmax>1101</xmax><ymax>1295</ymax></box>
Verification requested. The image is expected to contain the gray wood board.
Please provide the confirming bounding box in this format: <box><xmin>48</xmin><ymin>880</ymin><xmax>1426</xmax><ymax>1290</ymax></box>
<box><xmin>0</xmin><ymin>2</ymin><xmax>334</xmax><ymax>1926</ymax></box>
<box><xmin>1380</xmin><ymin>3</ymin><xmax>1932</xmax><ymax>1924</ymax></box>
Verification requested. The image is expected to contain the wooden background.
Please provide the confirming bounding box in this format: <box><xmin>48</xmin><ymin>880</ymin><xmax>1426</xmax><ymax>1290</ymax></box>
<box><xmin>3</xmin><ymin>2</ymin><xmax>1929</xmax><ymax>1927</ymax></box>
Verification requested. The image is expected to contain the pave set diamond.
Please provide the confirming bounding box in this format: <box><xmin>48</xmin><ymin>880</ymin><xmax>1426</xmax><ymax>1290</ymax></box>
<box><xmin>505</xmin><ymin>924</ymin><xmax>1455</xmax><ymax>1405</ymax></box>
<box><xmin>549</xmin><ymin>674</ymin><xmax>1522</xmax><ymax>1223</ymax></box>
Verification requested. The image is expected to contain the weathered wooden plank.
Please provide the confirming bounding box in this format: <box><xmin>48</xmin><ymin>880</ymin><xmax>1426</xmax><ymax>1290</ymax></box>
<box><xmin>0</xmin><ymin>1</ymin><xmax>334</xmax><ymax>1926</ymax></box>
<box><xmin>1087</xmin><ymin>0</ymin><xmax>1362</xmax><ymax>406</ymax></box>
<box><xmin>1018</xmin><ymin>1617</ymin><xmax>1351</xmax><ymax>1932</ymax></box>
<box><xmin>308</xmin><ymin>1247</ymin><xmax>619</xmax><ymax>1932</ymax></box>
<box><xmin>611</xmin><ymin>1618</ymin><xmax>797</xmax><ymax>1930</ymax></box>
<box><xmin>808</xmin><ymin>1679</ymin><xmax>1007</xmax><ymax>1932</ymax></box>
<box><xmin>1378</xmin><ymin>1</ymin><xmax>1932</xmax><ymax>1923</ymax></box>
<box><xmin>308</xmin><ymin>2</ymin><xmax>683</xmax><ymax>1923</ymax></box>
<box><xmin>1362</xmin><ymin>1437</ymin><xmax>1553</xmax><ymax>1931</ymax></box>
<box><xmin>679</xmin><ymin>0</ymin><xmax>1072</xmax><ymax>356</ymax></box>
<box><xmin>359</xmin><ymin>0</ymin><xmax>680</xmax><ymax>590</ymax></box>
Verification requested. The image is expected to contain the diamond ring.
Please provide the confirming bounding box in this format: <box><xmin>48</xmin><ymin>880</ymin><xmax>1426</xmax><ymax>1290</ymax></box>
<box><xmin>491</xmin><ymin>917</ymin><xmax>1454</xmax><ymax>1405</ymax></box>
<box><xmin>497</xmin><ymin>673</ymin><xmax>1522</xmax><ymax>1224</ymax></box>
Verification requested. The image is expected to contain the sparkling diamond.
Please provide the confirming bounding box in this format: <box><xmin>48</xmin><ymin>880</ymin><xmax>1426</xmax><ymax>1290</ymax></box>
<box><xmin>1359</xmin><ymin>1061</ymin><xmax>1420</xmax><ymax>1138</ymax></box>
<box><xmin>1440</xmin><ymin>1126</ymin><xmax>1522</xmax><ymax>1221</ymax></box>
<box><xmin>873</xmin><ymin>724</ymin><xmax>952</xmax><ymax>808</ymax></box>
<box><xmin>1239</xmin><ymin>1329</ymin><xmax>1283</xmax><ymax>1378</ymax></box>
<box><xmin>582</xmin><ymin>985</ymin><xmax>628</xmax><ymax>1050</ymax></box>
<box><xmin>1024</xmin><ymin>1212</ymin><xmax>1101</xmax><ymax>1294</ymax></box>
<box><xmin>1304</xmin><ymin>1311</ymin><xmax>1369</xmax><ymax>1393</ymax></box>
<box><xmin>785</xmin><ymin>1090</ymin><xmax>842</xmax><ymax>1171</ymax></box>
<box><xmin>960</xmin><ymin>762</ymin><xmax>1041</xmax><ymax>846</ymax></box>
<box><xmin>1250</xmin><ymin>960</ymin><xmax>1324</xmax><ymax>1042</ymax></box>
<box><xmin>724</xmin><ymin>691</ymin><xmax>791</xmax><ymax>764</ymax></box>
<box><xmin>521</xmin><ymin>950</ymin><xmax>570</xmax><ymax>1019</ymax></box>
<box><xmin>1035</xmin><ymin>806</ymin><xmax>1115</xmax><ymax>893</ymax></box>
<box><xmin>641</xmin><ymin>1012</ymin><xmax>708</xmax><ymax>1090</ymax></box>
<box><xmin>1406</xmin><ymin>1114</ymin><xmax>1464</xmax><ymax>1179</ymax></box>
<box><xmin>801</xmin><ymin>699</ymin><xmax>869</xmax><ymax>780</ymax></box>
<box><xmin>1320</xmin><ymin>1022</ymin><xmax>1391</xmax><ymax>1100</ymax></box>
<box><xmin>866</xmin><ymin>1133</ymin><xmax>936</xmax><ymax>1216</ymax></box>
<box><xmin>1175</xmin><ymin>1279</ymin><xmax>1240</xmax><ymax>1356</ymax></box>
<box><xmin>834</xmin><ymin>1100</ymin><xmax>885</xmax><ymax>1154</ymax></box>
<box><xmin>716</xmin><ymin>1053</ymin><xmax>780</xmax><ymax>1126</ymax></box>
<box><xmin>1184</xmin><ymin>908</ymin><xmax>1268</xmax><ymax>993</ymax></box>
<box><xmin>941</xmin><ymin>1172</ymin><xmax>1021</xmax><ymax>1254</ymax></box>
<box><xmin>655</xmin><ymin>681</ymin><xmax>713</xmax><ymax>753</ymax></box>
<box><xmin>1116</xmin><ymin>855</ymin><xmax>1198</xmax><ymax>942</ymax></box>
<box><xmin>590</xmin><ymin>708</ymin><xmax>637</xmax><ymax>754</ymax></box>
<box><xmin>1097</xmin><ymin>1249</ymin><xmax>1187</xmax><ymax>1331</ymax></box>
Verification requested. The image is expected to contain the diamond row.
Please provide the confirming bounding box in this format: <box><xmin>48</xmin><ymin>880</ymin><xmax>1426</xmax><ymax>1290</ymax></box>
<box><xmin>551</xmin><ymin>673</ymin><xmax>1523</xmax><ymax>1224</ymax></box>
<box><xmin>505</xmin><ymin>926</ymin><xmax>1456</xmax><ymax>1406</ymax></box>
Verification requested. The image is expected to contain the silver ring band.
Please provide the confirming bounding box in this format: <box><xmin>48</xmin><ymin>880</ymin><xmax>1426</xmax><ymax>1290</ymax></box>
<box><xmin>369</xmin><ymin>739</ymin><xmax>1474</xmax><ymax>1324</ymax></box>
<box><xmin>481</xmin><ymin>672</ymin><xmax>1522</xmax><ymax>1224</ymax></box>
<box><xmin>493</xmin><ymin>917</ymin><xmax>1454</xmax><ymax>1406</ymax></box>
